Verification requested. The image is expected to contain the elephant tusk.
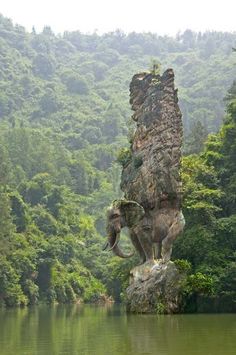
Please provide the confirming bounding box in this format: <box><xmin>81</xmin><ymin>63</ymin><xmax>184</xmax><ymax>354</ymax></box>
<box><xmin>102</xmin><ymin>242</ymin><xmax>109</xmax><ymax>251</ymax></box>
<box><xmin>108</xmin><ymin>232</ymin><xmax>120</xmax><ymax>251</ymax></box>
<box><xmin>112</xmin><ymin>245</ymin><xmax>135</xmax><ymax>258</ymax></box>
<box><xmin>108</xmin><ymin>238</ymin><xmax>120</xmax><ymax>251</ymax></box>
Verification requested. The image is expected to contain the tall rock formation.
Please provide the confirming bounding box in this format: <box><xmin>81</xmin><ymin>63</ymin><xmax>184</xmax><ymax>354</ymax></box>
<box><xmin>123</xmin><ymin>69</ymin><xmax>185</xmax><ymax>313</ymax></box>
<box><xmin>121</xmin><ymin>68</ymin><xmax>183</xmax><ymax>210</ymax></box>
<box><xmin>104</xmin><ymin>68</ymin><xmax>186</xmax><ymax>313</ymax></box>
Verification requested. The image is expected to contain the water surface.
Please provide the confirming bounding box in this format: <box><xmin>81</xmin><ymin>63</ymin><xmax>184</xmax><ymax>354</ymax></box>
<box><xmin>0</xmin><ymin>305</ymin><xmax>235</xmax><ymax>355</ymax></box>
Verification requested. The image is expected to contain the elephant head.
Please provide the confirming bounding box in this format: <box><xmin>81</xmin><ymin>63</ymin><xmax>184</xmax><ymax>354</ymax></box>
<box><xmin>103</xmin><ymin>199</ymin><xmax>145</xmax><ymax>258</ymax></box>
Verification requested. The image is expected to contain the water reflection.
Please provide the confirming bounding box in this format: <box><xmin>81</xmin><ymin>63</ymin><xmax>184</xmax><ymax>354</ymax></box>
<box><xmin>0</xmin><ymin>305</ymin><xmax>235</xmax><ymax>355</ymax></box>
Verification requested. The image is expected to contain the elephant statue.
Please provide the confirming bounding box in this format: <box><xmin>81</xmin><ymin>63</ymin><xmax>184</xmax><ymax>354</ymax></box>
<box><xmin>103</xmin><ymin>199</ymin><xmax>185</xmax><ymax>264</ymax></box>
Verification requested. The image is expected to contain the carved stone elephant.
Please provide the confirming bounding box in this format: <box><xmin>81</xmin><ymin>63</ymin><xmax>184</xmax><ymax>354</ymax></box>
<box><xmin>103</xmin><ymin>199</ymin><xmax>185</xmax><ymax>264</ymax></box>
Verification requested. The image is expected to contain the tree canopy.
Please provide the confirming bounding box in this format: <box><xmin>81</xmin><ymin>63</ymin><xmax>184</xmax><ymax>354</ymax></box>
<box><xmin>0</xmin><ymin>14</ymin><xmax>236</xmax><ymax>307</ymax></box>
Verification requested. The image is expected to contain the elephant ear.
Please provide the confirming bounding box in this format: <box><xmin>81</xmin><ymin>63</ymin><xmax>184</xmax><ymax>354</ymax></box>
<box><xmin>114</xmin><ymin>199</ymin><xmax>145</xmax><ymax>228</ymax></box>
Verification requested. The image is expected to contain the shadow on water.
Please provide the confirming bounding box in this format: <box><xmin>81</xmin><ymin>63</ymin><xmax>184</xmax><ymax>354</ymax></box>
<box><xmin>0</xmin><ymin>304</ymin><xmax>236</xmax><ymax>355</ymax></box>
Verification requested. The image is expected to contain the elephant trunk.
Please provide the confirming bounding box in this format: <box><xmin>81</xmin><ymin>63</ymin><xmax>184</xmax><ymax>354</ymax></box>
<box><xmin>106</xmin><ymin>229</ymin><xmax>134</xmax><ymax>258</ymax></box>
<box><xmin>112</xmin><ymin>243</ymin><xmax>134</xmax><ymax>258</ymax></box>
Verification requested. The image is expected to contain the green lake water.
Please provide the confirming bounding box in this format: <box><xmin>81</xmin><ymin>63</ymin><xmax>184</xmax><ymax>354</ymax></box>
<box><xmin>0</xmin><ymin>305</ymin><xmax>236</xmax><ymax>355</ymax></box>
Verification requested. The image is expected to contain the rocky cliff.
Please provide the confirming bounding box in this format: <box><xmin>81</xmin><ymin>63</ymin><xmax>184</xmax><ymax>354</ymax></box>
<box><xmin>121</xmin><ymin>68</ymin><xmax>183</xmax><ymax>210</ymax></box>
<box><xmin>126</xmin><ymin>261</ymin><xmax>186</xmax><ymax>314</ymax></box>
<box><xmin>121</xmin><ymin>69</ymin><xmax>185</xmax><ymax>313</ymax></box>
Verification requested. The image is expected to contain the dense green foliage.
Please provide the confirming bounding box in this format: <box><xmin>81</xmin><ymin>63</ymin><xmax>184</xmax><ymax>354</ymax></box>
<box><xmin>172</xmin><ymin>80</ymin><xmax>236</xmax><ymax>311</ymax></box>
<box><xmin>0</xmin><ymin>14</ymin><xmax>236</xmax><ymax>307</ymax></box>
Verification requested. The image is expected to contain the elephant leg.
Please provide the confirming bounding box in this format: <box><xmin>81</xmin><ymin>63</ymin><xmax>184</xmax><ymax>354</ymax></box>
<box><xmin>130</xmin><ymin>230</ymin><xmax>146</xmax><ymax>263</ymax></box>
<box><xmin>156</xmin><ymin>241</ymin><xmax>162</xmax><ymax>259</ymax></box>
<box><xmin>153</xmin><ymin>242</ymin><xmax>161</xmax><ymax>259</ymax></box>
<box><xmin>153</xmin><ymin>244</ymin><xmax>157</xmax><ymax>259</ymax></box>
<box><xmin>138</xmin><ymin>229</ymin><xmax>154</xmax><ymax>262</ymax></box>
<box><xmin>162</xmin><ymin>216</ymin><xmax>184</xmax><ymax>263</ymax></box>
<box><xmin>161</xmin><ymin>240</ymin><xmax>172</xmax><ymax>263</ymax></box>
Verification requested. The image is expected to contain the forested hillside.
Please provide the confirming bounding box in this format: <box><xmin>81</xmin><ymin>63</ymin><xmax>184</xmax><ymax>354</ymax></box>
<box><xmin>172</xmin><ymin>79</ymin><xmax>236</xmax><ymax>312</ymax></box>
<box><xmin>0</xmin><ymin>14</ymin><xmax>235</xmax><ymax>307</ymax></box>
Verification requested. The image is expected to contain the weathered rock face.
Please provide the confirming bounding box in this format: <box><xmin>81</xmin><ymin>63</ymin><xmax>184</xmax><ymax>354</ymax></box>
<box><xmin>121</xmin><ymin>69</ymin><xmax>183</xmax><ymax>210</ymax></box>
<box><xmin>126</xmin><ymin>261</ymin><xmax>186</xmax><ymax>314</ymax></box>
<box><xmin>105</xmin><ymin>69</ymin><xmax>185</xmax><ymax>313</ymax></box>
<box><xmin>122</xmin><ymin>69</ymin><xmax>185</xmax><ymax>313</ymax></box>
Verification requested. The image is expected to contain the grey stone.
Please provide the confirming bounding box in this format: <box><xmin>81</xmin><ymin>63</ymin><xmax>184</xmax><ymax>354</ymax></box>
<box><xmin>126</xmin><ymin>261</ymin><xmax>186</xmax><ymax>314</ymax></box>
<box><xmin>105</xmin><ymin>69</ymin><xmax>185</xmax><ymax>313</ymax></box>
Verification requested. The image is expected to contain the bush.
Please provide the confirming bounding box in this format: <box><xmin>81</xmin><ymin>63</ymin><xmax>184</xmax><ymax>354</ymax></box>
<box><xmin>185</xmin><ymin>272</ymin><xmax>215</xmax><ymax>296</ymax></box>
<box><xmin>23</xmin><ymin>280</ymin><xmax>39</xmax><ymax>304</ymax></box>
<box><xmin>0</xmin><ymin>256</ymin><xmax>28</xmax><ymax>306</ymax></box>
<box><xmin>174</xmin><ymin>259</ymin><xmax>192</xmax><ymax>273</ymax></box>
<box><xmin>116</xmin><ymin>148</ymin><xmax>132</xmax><ymax>167</ymax></box>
